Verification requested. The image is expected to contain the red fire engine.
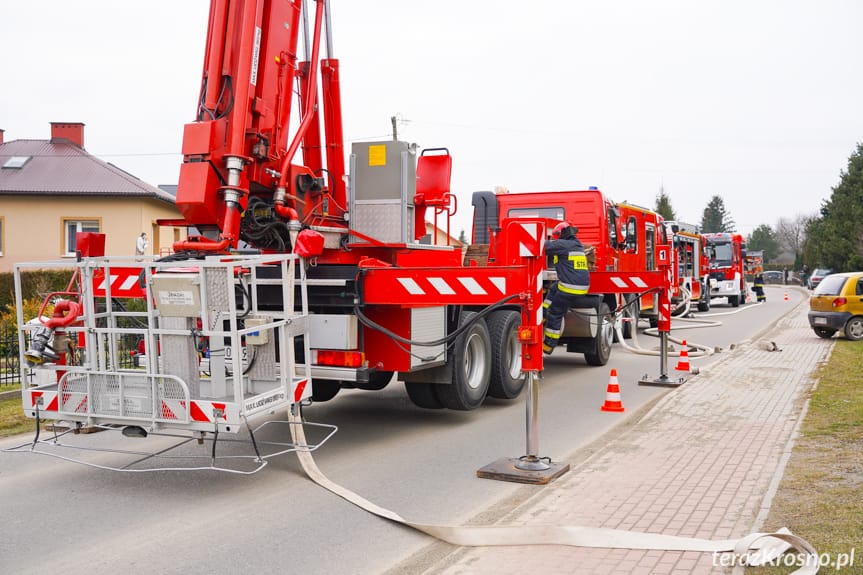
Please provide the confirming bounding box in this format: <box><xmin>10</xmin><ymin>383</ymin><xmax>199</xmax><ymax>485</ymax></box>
<box><xmin>615</xmin><ymin>202</ymin><xmax>671</xmax><ymax>328</ymax></box>
<box><xmin>14</xmin><ymin>1</ymin><xmax>676</xmax><ymax>460</ymax></box>
<box><xmin>702</xmin><ymin>232</ymin><xmax>748</xmax><ymax>307</ymax></box>
<box><xmin>13</xmin><ymin>0</ymin><xmax>554</xmax><ymax>451</ymax></box>
<box><xmin>664</xmin><ymin>221</ymin><xmax>710</xmax><ymax>313</ymax></box>
<box><xmin>471</xmin><ymin>189</ymin><xmax>672</xmax><ymax>362</ymax></box>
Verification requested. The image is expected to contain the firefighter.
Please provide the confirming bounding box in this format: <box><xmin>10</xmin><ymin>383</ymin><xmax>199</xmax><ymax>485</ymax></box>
<box><xmin>542</xmin><ymin>222</ymin><xmax>590</xmax><ymax>354</ymax></box>
<box><xmin>753</xmin><ymin>271</ymin><xmax>766</xmax><ymax>302</ymax></box>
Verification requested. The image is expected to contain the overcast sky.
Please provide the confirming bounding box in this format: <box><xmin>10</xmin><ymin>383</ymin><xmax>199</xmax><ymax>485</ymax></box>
<box><xmin>3</xmin><ymin>1</ymin><xmax>861</xmax><ymax>238</ymax></box>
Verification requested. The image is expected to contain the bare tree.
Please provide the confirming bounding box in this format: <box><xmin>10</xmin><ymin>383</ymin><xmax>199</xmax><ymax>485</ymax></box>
<box><xmin>775</xmin><ymin>214</ymin><xmax>814</xmax><ymax>267</ymax></box>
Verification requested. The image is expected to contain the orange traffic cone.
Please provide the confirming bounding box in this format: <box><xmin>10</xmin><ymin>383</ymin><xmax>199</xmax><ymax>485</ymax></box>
<box><xmin>784</xmin><ymin>291</ymin><xmax>789</xmax><ymax>301</ymax></box>
<box><xmin>675</xmin><ymin>340</ymin><xmax>691</xmax><ymax>372</ymax></box>
<box><xmin>600</xmin><ymin>369</ymin><xmax>625</xmax><ymax>412</ymax></box>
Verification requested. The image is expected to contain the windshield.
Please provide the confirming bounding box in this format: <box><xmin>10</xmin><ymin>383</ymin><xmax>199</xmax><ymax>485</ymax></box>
<box><xmin>709</xmin><ymin>242</ymin><xmax>733</xmax><ymax>266</ymax></box>
<box><xmin>814</xmin><ymin>275</ymin><xmax>845</xmax><ymax>295</ymax></box>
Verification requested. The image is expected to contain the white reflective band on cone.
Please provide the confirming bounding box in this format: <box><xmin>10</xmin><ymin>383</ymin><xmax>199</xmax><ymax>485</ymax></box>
<box><xmin>287</xmin><ymin>411</ymin><xmax>818</xmax><ymax>575</ymax></box>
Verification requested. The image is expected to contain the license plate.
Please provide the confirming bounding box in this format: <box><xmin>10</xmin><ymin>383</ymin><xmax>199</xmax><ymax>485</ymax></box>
<box><xmin>814</xmin><ymin>317</ymin><xmax>827</xmax><ymax>325</ymax></box>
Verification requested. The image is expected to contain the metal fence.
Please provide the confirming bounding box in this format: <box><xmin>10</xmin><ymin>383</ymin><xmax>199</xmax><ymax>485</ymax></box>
<box><xmin>0</xmin><ymin>323</ymin><xmax>140</xmax><ymax>388</ymax></box>
<box><xmin>0</xmin><ymin>327</ymin><xmax>20</xmax><ymax>387</ymax></box>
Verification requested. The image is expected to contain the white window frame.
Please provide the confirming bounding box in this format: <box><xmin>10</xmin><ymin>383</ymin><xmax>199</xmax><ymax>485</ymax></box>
<box><xmin>63</xmin><ymin>219</ymin><xmax>101</xmax><ymax>256</ymax></box>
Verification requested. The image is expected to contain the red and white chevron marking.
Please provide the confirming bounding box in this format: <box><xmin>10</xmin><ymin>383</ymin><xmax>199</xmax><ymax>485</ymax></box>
<box><xmin>514</xmin><ymin>221</ymin><xmax>544</xmax><ymax>257</ymax></box>
<box><xmin>159</xmin><ymin>398</ymin><xmax>187</xmax><ymax>421</ymax></box>
<box><xmin>29</xmin><ymin>390</ymin><xmax>59</xmax><ymax>412</ymax></box>
<box><xmin>607</xmin><ymin>275</ymin><xmax>651</xmax><ymax>290</ymax></box>
<box><xmin>396</xmin><ymin>275</ymin><xmax>508</xmax><ymax>297</ymax></box>
<box><xmin>189</xmin><ymin>400</ymin><xmax>238</xmax><ymax>424</ymax></box>
<box><xmin>93</xmin><ymin>267</ymin><xmax>146</xmax><ymax>298</ymax></box>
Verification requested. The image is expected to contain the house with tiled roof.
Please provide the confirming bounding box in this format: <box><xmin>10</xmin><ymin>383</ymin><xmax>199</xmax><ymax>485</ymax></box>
<box><xmin>0</xmin><ymin>122</ymin><xmax>187</xmax><ymax>273</ymax></box>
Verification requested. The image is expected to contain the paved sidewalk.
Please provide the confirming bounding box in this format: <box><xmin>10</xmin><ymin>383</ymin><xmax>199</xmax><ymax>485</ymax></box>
<box><xmin>421</xmin><ymin>299</ymin><xmax>832</xmax><ymax>574</ymax></box>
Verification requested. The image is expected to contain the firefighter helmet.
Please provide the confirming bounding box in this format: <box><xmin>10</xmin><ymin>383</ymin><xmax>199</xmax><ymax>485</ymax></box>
<box><xmin>552</xmin><ymin>221</ymin><xmax>577</xmax><ymax>240</ymax></box>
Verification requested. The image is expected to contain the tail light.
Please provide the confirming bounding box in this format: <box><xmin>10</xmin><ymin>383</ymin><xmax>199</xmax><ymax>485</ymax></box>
<box><xmin>832</xmin><ymin>297</ymin><xmax>847</xmax><ymax>308</ymax></box>
<box><xmin>312</xmin><ymin>349</ymin><xmax>365</xmax><ymax>368</ymax></box>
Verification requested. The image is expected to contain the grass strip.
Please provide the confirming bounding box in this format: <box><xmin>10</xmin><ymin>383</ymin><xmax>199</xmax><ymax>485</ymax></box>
<box><xmin>756</xmin><ymin>341</ymin><xmax>863</xmax><ymax>574</ymax></box>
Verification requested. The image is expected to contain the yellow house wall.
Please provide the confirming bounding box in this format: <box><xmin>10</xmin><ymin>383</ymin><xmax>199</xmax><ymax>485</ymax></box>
<box><xmin>0</xmin><ymin>196</ymin><xmax>186</xmax><ymax>273</ymax></box>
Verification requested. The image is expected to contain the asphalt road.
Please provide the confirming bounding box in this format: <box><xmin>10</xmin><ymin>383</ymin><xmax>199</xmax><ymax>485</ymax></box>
<box><xmin>0</xmin><ymin>285</ymin><xmax>805</xmax><ymax>575</ymax></box>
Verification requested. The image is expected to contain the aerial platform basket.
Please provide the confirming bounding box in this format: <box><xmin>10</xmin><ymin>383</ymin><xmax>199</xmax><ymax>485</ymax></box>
<box><xmin>9</xmin><ymin>252</ymin><xmax>329</xmax><ymax>471</ymax></box>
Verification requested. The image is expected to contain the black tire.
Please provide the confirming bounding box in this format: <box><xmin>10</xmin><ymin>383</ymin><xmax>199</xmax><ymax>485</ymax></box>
<box><xmin>311</xmin><ymin>379</ymin><xmax>340</xmax><ymax>402</ymax></box>
<box><xmin>739</xmin><ymin>290</ymin><xmax>747</xmax><ymax>305</ymax></box>
<box><xmin>584</xmin><ymin>302</ymin><xmax>613</xmax><ymax>366</ymax></box>
<box><xmin>697</xmin><ymin>297</ymin><xmax>710</xmax><ymax>312</ymax></box>
<box><xmin>486</xmin><ymin>310</ymin><xmax>524</xmax><ymax>400</ymax></box>
<box><xmin>405</xmin><ymin>382</ymin><xmax>444</xmax><ymax>409</ymax></box>
<box><xmin>813</xmin><ymin>327</ymin><xmax>836</xmax><ymax>339</ymax></box>
<box><xmin>358</xmin><ymin>370</ymin><xmax>393</xmax><ymax>391</ymax></box>
<box><xmin>844</xmin><ymin>317</ymin><xmax>863</xmax><ymax>341</ymax></box>
<box><xmin>436</xmin><ymin>311</ymin><xmax>491</xmax><ymax>411</ymax></box>
<box><xmin>729</xmin><ymin>294</ymin><xmax>740</xmax><ymax>307</ymax></box>
<box><xmin>620</xmin><ymin>295</ymin><xmax>638</xmax><ymax>340</ymax></box>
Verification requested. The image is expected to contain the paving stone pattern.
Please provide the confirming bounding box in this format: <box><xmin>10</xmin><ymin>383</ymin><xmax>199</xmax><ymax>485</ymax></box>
<box><xmin>423</xmin><ymin>305</ymin><xmax>833</xmax><ymax>575</ymax></box>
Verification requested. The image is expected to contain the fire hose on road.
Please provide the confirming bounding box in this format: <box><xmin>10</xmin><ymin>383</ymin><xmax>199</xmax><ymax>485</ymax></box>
<box><xmin>286</xmin><ymin>408</ymin><xmax>819</xmax><ymax>574</ymax></box>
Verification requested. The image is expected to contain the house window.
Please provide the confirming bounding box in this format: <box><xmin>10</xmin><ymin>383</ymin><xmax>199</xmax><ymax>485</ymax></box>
<box><xmin>63</xmin><ymin>219</ymin><xmax>100</xmax><ymax>255</ymax></box>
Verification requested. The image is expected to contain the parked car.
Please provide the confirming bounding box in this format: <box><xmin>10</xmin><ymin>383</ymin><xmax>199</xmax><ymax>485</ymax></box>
<box><xmin>807</xmin><ymin>268</ymin><xmax>834</xmax><ymax>290</ymax></box>
<box><xmin>807</xmin><ymin>272</ymin><xmax>863</xmax><ymax>340</ymax></box>
<box><xmin>762</xmin><ymin>270</ymin><xmax>784</xmax><ymax>284</ymax></box>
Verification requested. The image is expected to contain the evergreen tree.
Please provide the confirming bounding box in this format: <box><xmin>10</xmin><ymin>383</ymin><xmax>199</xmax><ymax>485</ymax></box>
<box><xmin>699</xmin><ymin>196</ymin><xmax>735</xmax><ymax>233</ymax></box>
<box><xmin>458</xmin><ymin>229</ymin><xmax>469</xmax><ymax>246</ymax></box>
<box><xmin>746</xmin><ymin>224</ymin><xmax>780</xmax><ymax>262</ymax></box>
<box><xmin>654</xmin><ymin>186</ymin><xmax>677</xmax><ymax>221</ymax></box>
<box><xmin>804</xmin><ymin>143</ymin><xmax>863</xmax><ymax>271</ymax></box>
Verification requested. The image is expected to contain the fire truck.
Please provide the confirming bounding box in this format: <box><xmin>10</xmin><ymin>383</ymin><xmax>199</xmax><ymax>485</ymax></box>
<box><xmin>13</xmin><ymin>1</ymin><xmax>675</xmax><ymax>458</ymax></box>
<box><xmin>664</xmin><ymin>221</ymin><xmax>710</xmax><ymax>313</ymax></box>
<box><xmin>615</xmin><ymin>202</ymin><xmax>670</xmax><ymax>328</ymax></box>
<box><xmin>470</xmin><ymin>189</ymin><xmax>671</xmax><ymax>360</ymax></box>
<box><xmin>702</xmin><ymin>232</ymin><xmax>748</xmax><ymax>307</ymax></box>
<box><xmin>13</xmin><ymin>0</ymin><xmax>555</xmax><ymax>453</ymax></box>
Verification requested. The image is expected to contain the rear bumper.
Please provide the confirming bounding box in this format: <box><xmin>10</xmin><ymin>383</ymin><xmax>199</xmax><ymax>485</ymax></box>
<box><xmin>808</xmin><ymin>310</ymin><xmax>851</xmax><ymax>331</ymax></box>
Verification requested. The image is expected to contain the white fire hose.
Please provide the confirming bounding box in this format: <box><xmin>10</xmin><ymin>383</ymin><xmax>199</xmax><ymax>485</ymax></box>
<box><xmin>286</xmin><ymin>409</ymin><xmax>818</xmax><ymax>574</ymax></box>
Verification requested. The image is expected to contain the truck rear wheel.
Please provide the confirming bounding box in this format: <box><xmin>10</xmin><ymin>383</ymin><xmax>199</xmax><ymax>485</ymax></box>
<box><xmin>729</xmin><ymin>294</ymin><xmax>740</xmax><ymax>307</ymax></box>
<box><xmin>621</xmin><ymin>295</ymin><xmax>638</xmax><ymax>339</ymax></box>
<box><xmin>311</xmin><ymin>379</ymin><xmax>340</xmax><ymax>402</ymax></box>
<box><xmin>436</xmin><ymin>311</ymin><xmax>491</xmax><ymax>410</ymax></box>
<box><xmin>405</xmin><ymin>382</ymin><xmax>444</xmax><ymax>409</ymax></box>
<box><xmin>584</xmin><ymin>302</ymin><xmax>613</xmax><ymax>366</ymax></box>
<box><xmin>697</xmin><ymin>296</ymin><xmax>710</xmax><ymax>312</ymax></box>
<box><xmin>358</xmin><ymin>370</ymin><xmax>393</xmax><ymax>391</ymax></box>
<box><xmin>486</xmin><ymin>310</ymin><xmax>524</xmax><ymax>399</ymax></box>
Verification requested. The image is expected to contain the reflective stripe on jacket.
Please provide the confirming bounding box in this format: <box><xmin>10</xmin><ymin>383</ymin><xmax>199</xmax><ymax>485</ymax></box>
<box><xmin>547</xmin><ymin>236</ymin><xmax>590</xmax><ymax>294</ymax></box>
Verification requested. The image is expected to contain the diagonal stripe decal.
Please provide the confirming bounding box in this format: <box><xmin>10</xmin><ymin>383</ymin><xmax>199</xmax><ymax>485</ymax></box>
<box><xmin>397</xmin><ymin>278</ymin><xmax>425</xmax><ymax>295</ymax></box>
<box><xmin>428</xmin><ymin>278</ymin><xmax>456</xmax><ymax>295</ymax></box>
<box><xmin>458</xmin><ymin>277</ymin><xmax>487</xmax><ymax>295</ymax></box>
<box><xmin>489</xmin><ymin>277</ymin><xmax>507</xmax><ymax>294</ymax></box>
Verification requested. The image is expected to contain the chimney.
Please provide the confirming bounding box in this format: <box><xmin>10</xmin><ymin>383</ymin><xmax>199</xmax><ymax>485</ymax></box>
<box><xmin>50</xmin><ymin>122</ymin><xmax>85</xmax><ymax>148</ymax></box>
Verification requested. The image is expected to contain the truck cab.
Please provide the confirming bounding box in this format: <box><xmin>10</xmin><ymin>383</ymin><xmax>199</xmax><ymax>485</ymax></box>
<box><xmin>471</xmin><ymin>188</ymin><xmax>623</xmax><ymax>365</ymax></box>
<box><xmin>665</xmin><ymin>221</ymin><xmax>710</xmax><ymax>313</ymax></box>
<box><xmin>703</xmin><ymin>232</ymin><xmax>748</xmax><ymax>307</ymax></box>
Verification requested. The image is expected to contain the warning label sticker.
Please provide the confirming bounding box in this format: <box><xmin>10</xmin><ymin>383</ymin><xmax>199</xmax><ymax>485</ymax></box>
<box><xmin>159</xmin><ymin>290</ymin><xmax>195</xmax><ymax>306</ymax></box>
<box><xmin>368</xmin><ymin>144</ymin><xmax>387</xmax><ymax>167</ymax></box>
